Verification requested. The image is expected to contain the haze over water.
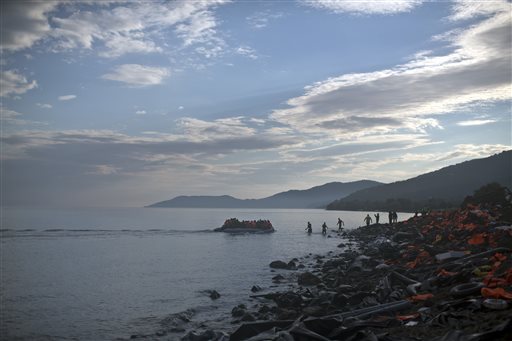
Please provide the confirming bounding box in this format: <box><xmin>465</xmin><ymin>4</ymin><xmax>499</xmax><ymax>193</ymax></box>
<box><xmin>1</xmin><ymin>207</ymin><xmax>412</xmax><ymax>340</ymax></box>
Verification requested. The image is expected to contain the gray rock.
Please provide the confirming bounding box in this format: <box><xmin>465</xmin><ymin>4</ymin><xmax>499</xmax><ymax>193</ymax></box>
<box><xmin>258</xmin><ymin>304</ymin><xmax>271</xmax><ymax>314</ymax></box>
<box><xmin>269</xmin><ymin>260</ymin><xmax>289</xmax><ymax>269</ymax></box>
<box><xmin>251</xmin><ymin>285</ymin><xmax>262</xmax><ymax>292</ymax></box>
<box><xmin>298</xmin><ymin>272</ymin><xmax>321</xmax><ymax>286</ymax></box>
<box><xmin>241</xmin><ymin>312</ymin><xmax>256</xmax><ymax>322</ymax></box>
<box><xmin>181</xmin><ymin>330</ymin><xmax>227</xmax><ymax>341</ymax></box>
<box><xmin>231</xmin><ymin>304</ymin><xmax>247</xmax><ymax>317</ymax></box>
<box><xmin>208</xmin><ymin>290</ymin><xmax>220</xmax><ymax>300</ymax></box>
<box><xmin>287</xmin><ymin>260</ymin><xmax>297</xmax><ymax>270</ymax></box>
<box><xmin>272</xmin><ymin>274</ymin><xmax>285</xmax><ymax>282</ymax></box>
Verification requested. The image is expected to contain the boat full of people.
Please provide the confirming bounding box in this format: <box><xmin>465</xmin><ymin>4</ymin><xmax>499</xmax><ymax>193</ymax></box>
<box><xmin>214</xmin><ymin>218</ymin><xmax>275</xmax><ymax>233</ymax></box>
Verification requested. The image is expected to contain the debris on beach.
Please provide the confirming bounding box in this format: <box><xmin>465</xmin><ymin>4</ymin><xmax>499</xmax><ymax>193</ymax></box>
<box><xmin>223</xmin><ymin>185</ymin><xmax>512</xmax><ymax>340</ymax></box>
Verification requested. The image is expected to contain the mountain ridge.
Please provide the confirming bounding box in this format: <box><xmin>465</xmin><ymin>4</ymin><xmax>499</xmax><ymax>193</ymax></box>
<box><xmin>147</xmin><ymin>180</ymin><xmax>383</xmax><ymax>208</ymax></box>
<box><xmin>327</xmin><ymin>150</ymin><xmax>512</xmax><ymax>211</ymax></box>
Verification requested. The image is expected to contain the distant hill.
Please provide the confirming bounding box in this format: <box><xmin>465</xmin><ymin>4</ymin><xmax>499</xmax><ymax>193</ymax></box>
<box><xmin>147</xmin><ymin>180</ymin><xmax>383</xmax><ymax>208</ymax></box>
<box><xmin>327</xmin><ymin>151</ymin><xmax>512</xmax><ymax>212</ymax></box>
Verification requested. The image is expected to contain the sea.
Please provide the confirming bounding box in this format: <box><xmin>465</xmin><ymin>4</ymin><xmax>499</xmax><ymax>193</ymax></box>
<box><xmin>1</xmin><ymin>207</ymin><xmax>412</xmax><ymax>340</ymax></box>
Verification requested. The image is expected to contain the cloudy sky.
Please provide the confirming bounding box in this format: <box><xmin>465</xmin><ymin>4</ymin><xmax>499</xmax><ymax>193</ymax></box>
<box><xmin>1</xmin><ymin>0</ymin><xmax>511</xmax><ymax>207</ymax></box>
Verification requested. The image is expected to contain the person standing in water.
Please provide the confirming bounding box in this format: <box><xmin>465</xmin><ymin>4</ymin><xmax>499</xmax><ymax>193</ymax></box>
<box><xmin>322</xmin><ymin>222</ymin><xmax>327</xmax><ymax>235</ymax></box>
<box><xmin>337</xmin><ymin>217</ymin><xmax>344</xmax><ymax>231</ymax></box>
<box><xmin>374</xmin><ymin>213</ymin><xmax>380</xmax><ymax>224</ymax></box>
<box><xmin>305</xmin><ymin>222</ymin><xmax>312</xmax><ymax>234</ymax></box>
<box><xmin>364</xmin><ymin>214</ymin><xmax>373</xmax><ymax>226</ymax></box>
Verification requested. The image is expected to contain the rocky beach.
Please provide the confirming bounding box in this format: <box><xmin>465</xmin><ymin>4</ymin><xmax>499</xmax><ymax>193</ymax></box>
<box><xmin>165</xmin><ymin>186</ymin><xmax>512</xmax><ymax>341</ymax></box>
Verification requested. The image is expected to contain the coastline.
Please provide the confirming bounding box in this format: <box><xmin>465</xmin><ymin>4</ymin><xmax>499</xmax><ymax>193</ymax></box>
<box><xmin>164</xmin><ymin>202</ymin><xmax>512</xmax><ymax>340</ymax></box>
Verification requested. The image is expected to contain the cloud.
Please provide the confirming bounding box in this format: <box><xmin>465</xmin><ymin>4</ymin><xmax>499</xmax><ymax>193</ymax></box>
<box><xmin>99</xmin><ymin>34</ymin><xmax>162</xmax><ymax>58</ymax></box>
<box><xmin>0</xmin><ymin>107</ymin><xmax>46</xmax><ymax>127</ymax></box>
<box><xmin>302</xmin><ymin>0</ymin><xmax>423</xmax><ymax>15</ymax></box>
<box><xmin>0</xmin><ymin>1</ymin><xmax>58</xmax><ymax>52</ymax></box>
<box><xmin>246</xmin><ymin>10</ymin><xmax>283</xmax><ymax>29</ymax></box>
<box><xmin>58</xmin><ymin>94</ymin><xmax>77</xmax><ymax>101</ymax></box>
<box><xmin>175</xmin><ymin>9</ymin><xmax>219</xmax><ymax>47</ymax></box>
<box><xmin>456</xmin><ymin>119</ymin><xmax>497</xmax><ymax>126</ymax></box>
<box><xmin>435</xmin><ymin>144</ymin><xmax>511</xmax><ymax>161</ymax></box>
<box><xmin>135</xmin><ymin>110</ymin><xmax>147</xmax><ymax>115</ymax></box>
<box><xmin>1</xmin><ymin>1</ymin><xmax>230</xmax><ymax>59</ymax></box>
<box><xmin>0</xmin><ymin>108</ymin><xmax>22</xmax><ymax>121</ymax></box>
<box><xmin>235</xmin><ymin>45</ymin><xmax>258</xmax><ymax>60</ymax></box>
<box><xmin>177</xmin><ymin>117</ymin><xmax>256</xmax><ymax>141</ymax></box>
<box><xmin>270</xmin><ymin>6</ymin><xmax>511</xmax><ymax>142</ymax></box>
<box><xmin>0</xmin><ymin>122</ymin><xmax>301</xmax><ymax>206</ymax></box>
<box><xmin>37</xmin><ymin>103</ymin><xmax>53</xmax><ymax>109</ymax></box>
<box><xmin>52</xmin><ymin>1</ymin><xmax>229</xmax><ymax>58</ymax></box>
<box><xmin>0</xmin><ymin>70</ymin><xmax>38</xmax><ymax>97</ymax></box>
<box><xmin>88</xmin><ymin>164</ymin><xmax>119</xmax><ymax>175</ymax></box>
<box><xmin>1</xmin><ymin>117</ymin><xmax>297</xmax><ymax>166</ymax></box>
<box><xmin>102</xmin><ymin>64</ymin><xmax>170</xmax><ymax>86</ymax></box>
<box><xmin>449</xmin><ymin>0</ymin><xmax>511</xmax><ymax>21</ymax></box>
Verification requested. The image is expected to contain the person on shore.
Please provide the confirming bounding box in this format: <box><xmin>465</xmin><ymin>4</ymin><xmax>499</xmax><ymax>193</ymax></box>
<box><xmin>393</xmin><ymin>211</ymin><xmax>398</xmax><ymax>223</ymax></box>
<box><xmin>337</xmin><ymin>217</ymin><xmax>344</xmax><ymax>231</ymax></box>
<box><xmin>322</xmin><ymin>222</ymin><xmax>327</xmax><ymax>235</ymax></box>
<box><xmin>364</xmin><ymin>214</ymin><xmax>373</xmax><ymax>226</ymax></box>
<box><xmin>374</xmin><ymin>213</ymin><xmax>380</xmax><ymax>224</ymax></box>
<box><xmin>306</xmin><ymin>222</ymin><xmax>312</xmax><ymax>234</ymax></box>
<box><xmin>388</xmin><ymin>211</ymin><xmax>393</xmax><ymax>224</ymax></box>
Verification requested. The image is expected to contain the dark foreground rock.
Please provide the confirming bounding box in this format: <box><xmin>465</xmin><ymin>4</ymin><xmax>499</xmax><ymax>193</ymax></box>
<box><xmin>297</xmin><ymin>272</ymin><xmax>321</xmax><ymax>286</ymax></box>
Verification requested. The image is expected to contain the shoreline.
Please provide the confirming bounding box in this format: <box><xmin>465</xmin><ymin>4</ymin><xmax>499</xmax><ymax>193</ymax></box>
<box><xmin>168</xmin><ymin>202</ymin><xmax>512</xmax><ymax>340</ymax></box>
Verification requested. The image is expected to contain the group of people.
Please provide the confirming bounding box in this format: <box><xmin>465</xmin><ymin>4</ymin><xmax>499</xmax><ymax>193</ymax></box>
<box><xmin>388</xmin><ymin>211</ymin><xmax>398</xmax><ymax>224</ymax></box>
<box><xmin>306</xmin><ymin>212</ymin><xmax>402</xmax><ymax>233</ymax></box>
<box><xmin>363</xmin><ymin>212</ymin><xmax>398</xmax><ymax>226</ymax></box>
<box><xmin>222</xmin><ymin>218</ymin><xmax>273</xmax><ymax>229</ymax></box>
<box><xmin>305</xmin><ymin>217</ymin><xmax>345</xmax><ymax>235</ymax></box>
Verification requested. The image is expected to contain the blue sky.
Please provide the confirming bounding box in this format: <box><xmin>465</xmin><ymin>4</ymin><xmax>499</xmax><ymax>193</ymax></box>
<box><xmin>1</xmin><ymin>0</ymin><xmax>511</xmax><ymax>207</ymax></box>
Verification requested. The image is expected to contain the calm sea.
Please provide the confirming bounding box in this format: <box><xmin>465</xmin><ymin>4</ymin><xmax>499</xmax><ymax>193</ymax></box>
<box><xmin>1</xmin><ymin>207</ymin><xmax>411</xmax><ymax>340</ymax></box>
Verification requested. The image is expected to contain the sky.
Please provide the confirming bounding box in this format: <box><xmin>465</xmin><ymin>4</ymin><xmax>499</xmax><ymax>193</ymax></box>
<box><xmin>1</xmin><ymin>0</ymin><xmax>511</xmax><ymax>207</ymax></box>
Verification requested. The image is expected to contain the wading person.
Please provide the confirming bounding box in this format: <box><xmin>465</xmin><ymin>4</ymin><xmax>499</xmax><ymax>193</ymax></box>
<box><xmin>337</xmin><ymin>217</ymin><xmax>344</xmax><ymax>231</ymax></box>
<box><xmin>322</xmin><ymin>222</ymin><xmax>327</xmax><ymax>235</ymax></box>
<box><xmin>364</xmin><ymin>214</ymin><xmax>373</xmax><ymax>227</ymax></box>
<box><xmin>305</xmin><ymin>222</ymin><xmax>312</xmax><ymax>234</ymax></box>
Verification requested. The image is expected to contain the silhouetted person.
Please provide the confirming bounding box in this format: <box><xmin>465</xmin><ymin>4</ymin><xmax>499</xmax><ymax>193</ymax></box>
<box><xmin>393</xmin><ymin>211</ymin><xmax>398</xmax><ymax>223</ymax></box>
<box><xmin>337</xmin><ymin>217</ymin><xmax>344</xmax><ymax>231</ymax></box>
<box><xmin>364</xmin><ymin>214</ymin><xmax>373</xmax><ymax>226</ymax></box>
<box><xmin>306</xmin><ymin>222</ymin><xmax>312</xmax><ymax>234</ymax></box>
<box><xmin>322</xmin><ymin>222</ymin><xmax>327</xmax><ymax>235</ymax></box>
<box><xmin>374</xmin><ymin>213</ymin><xmax>380</xmax><ymax>224</ymax></box>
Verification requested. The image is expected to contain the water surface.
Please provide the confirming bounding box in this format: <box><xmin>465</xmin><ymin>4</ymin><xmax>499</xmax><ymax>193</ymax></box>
<box><xmin>1</xmin><ymin>207</ymin><xmax>411</xmax><ymax>340</ymax></box>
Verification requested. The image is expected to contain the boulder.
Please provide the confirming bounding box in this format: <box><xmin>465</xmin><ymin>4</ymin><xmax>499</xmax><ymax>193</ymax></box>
<box><xmin>298</xmin><ymin>272</ymin><xmax>321</xmax><ymax>286</ymax></box>
<box><xmin>272</xmin><ymin>274</ymin><xmax>285</xmax><ymax>283</ymax></box>
<box><xmin>274</xmin><ymin>292</ymin><xmax>302</xmax><ymax>308</ymax></box>
<box><xmin>231</xmin><ymin>304</ymin><xmax>247</xmax><ymax>318</ymax></box>
<box><xmin>207</xmin><ymin>290</ymin><xmax>220</xmax><ymax>300</ymax></box>
<box><xmin>269</xmin><ymin>260</ymin><xmax>288</xmax><ymax>269</ymax></box>
<box><xmin>241</xmin><ymin>312</ymin><xmax>256</xmax><ymax>322</ymax></box>
<box><xmin>251</xmin><ymin>285</ymin><xmax>262</xmax><ymax>292</ymax></box>
<box><xmin>287</xmin><ymin>260</ymin><xmax>297</xmax><ymax>270</ymax></box>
